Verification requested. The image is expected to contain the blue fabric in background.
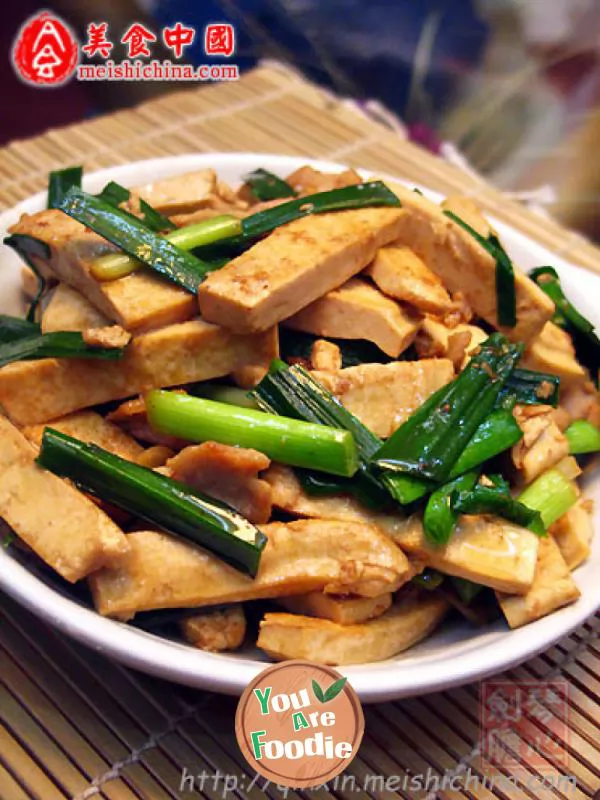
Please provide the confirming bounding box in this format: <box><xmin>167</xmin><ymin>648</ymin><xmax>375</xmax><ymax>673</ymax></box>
<box><xmin>152</xmin><ymin>0</ymin><xmax>489</xmax><ymax>123</ymax></box>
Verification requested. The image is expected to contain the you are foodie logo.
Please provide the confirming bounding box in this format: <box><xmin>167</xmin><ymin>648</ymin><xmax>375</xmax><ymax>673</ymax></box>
<box><xmin>11</xmin><ymin>10</ymin><xmax>239</xmax><ymax>87</ymax></box>
<box><xmin>235</xmin><ymin>660</ymin><xmax>364</xmax><ymax>788</ymax></box>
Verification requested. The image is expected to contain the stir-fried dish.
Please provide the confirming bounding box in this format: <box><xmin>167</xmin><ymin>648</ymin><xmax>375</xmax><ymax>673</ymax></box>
<box><xmin>1</xmin><ymin>163</ymin><xmax>599</xmax><ymax>666</ymax></box>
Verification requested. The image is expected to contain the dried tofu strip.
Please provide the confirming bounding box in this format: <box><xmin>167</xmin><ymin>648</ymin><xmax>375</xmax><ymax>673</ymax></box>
<box><xmin>312</xmin><ymin>359</ymin><xmax>454</xmax><ymax>438</ymax></box>
<box><xmin>133</xmin><ymin>168</ymin><xmax>217</xmax><ymax>214</ymax></box>
<box><xmin>0</xmin><ymin>319</ymin><xmax>277</xmax><ymax>426</ymax></box>
<box><xmin>180</xmin><ymin>606</ymin><xmax>246</xmax><ymax>652</ymax></box>
<box><xmin>382</xmin><ymin>181</ymin><xmax>554</xmax><ymax>342</ymax></box>
<box><xmin>550</xmin><ymin>500</ymin><xmax>593</xmax><ymax>570</ymax></box>
<box><xmin>265</xmin><ymin>465</ymin><xmax>540</xmax><ymax>595</ymax></box>
<box><xmin>22</xmin><ymin>410</ymin><xmax>144</xmax><ymax>461</ymax></box>
<box><xmin>198</xmin><ymin>207</ymin><xmax>406</xmax><ymax>333</ymax></box>
<box><xmin>440</xmin><ymin>196</ymin><xmax>493</xmax><ymax>238</ymax></box>
<box><xmin>89</xmin><ymin>521</ymin><xmax>413</xmax><ymax>620</ymax></box>
<box><xmin>367</xmin><ymin>245</ymin><xmax>453</xmax><ymax>315</ymax></box>
<box><xmin>9</xmin><ymin>210</ymin><xmax>196</xmax><ymax>332</ymax></box>
<box><xmin>42</xmin><ymin>283</ymin><xmax>111</xmax><ymax>333</ymax></box>
<box><xmin>284</xmin><ymin>278</ymin><xmax>419</xmax><ymax>358</ymax></box>
<box><xmin>0</xmin><ymin>415</ymin><xmax>128</xmax><ymax>582</ymax></box>
<box><xmin>257</xmin><ymin>592</ymin><xmax>450</xmax><ymax>665</ymax></box>
<box><xmin>279</xmin><ymin>592</ymin><xmax>392</xmax><ymax>625</ymax></box>
<box><xmin>521</xmin><ymin>321</ymin><xmax>587</xmax><ymax>385</ymax></box>
<box><xmin>387</xmin><ymin>514</ymin><xmax>540</xmax><ymax>595</ymax></box>
<box><xmin>496</xmin><ymin>536</ymin><xmax>580</xmax><ymax>628</ymax></box>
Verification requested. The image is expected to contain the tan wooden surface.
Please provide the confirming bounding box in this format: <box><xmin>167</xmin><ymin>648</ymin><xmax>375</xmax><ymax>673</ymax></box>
<box><xmin>0</xmin><ymin>64</ymin><xmax>598</xmax><ymax>800</ymax></box>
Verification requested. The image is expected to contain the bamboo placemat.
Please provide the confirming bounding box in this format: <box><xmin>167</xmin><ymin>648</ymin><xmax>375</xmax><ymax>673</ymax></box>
<box><xmin>0</xmin><ymin>64</ymin><xmax>599</xmax><ymax>800</ymax></box>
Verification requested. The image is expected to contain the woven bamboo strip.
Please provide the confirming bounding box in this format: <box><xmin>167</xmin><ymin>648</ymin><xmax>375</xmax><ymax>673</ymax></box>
<box><xmin>0</xmin><ymin>723</ymin><xmax>67</xmax><ymax>800</ymax></box>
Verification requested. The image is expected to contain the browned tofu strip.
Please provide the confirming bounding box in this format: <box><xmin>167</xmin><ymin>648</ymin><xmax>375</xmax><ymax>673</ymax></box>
<box><xmin>180</xmin><ymin>605</ymin><xmax>246</xmax><ymax>652</ymax></box>
<box><xmin>285</xmin><ymin>166</ymin><xmax>362</xmax><ymax>196</ymax></box>
<box><xmin>284</xmin><ymin>278</ymin><xmax>419</xmax><ymax>357</ymax></box>
<box><xmin>383</xmin><ymin>181</ymin><xmax>554</xmax><ymax>342</ymax></box>
<box><xmin>22</xmin><ymin>410</ymin><xmax>144</xmax><ymax>461</ymax></box>
<box><xmin>0</xmin><ymin>319</ymin><xmax>277</xmax><ymax>426</ymax></box>
<box><xmin>312</xmin><ymin>359</ymin><xmax>454</xmax><ymax>438</ymax></box>
<box><xmin>0</xmin><ymin>416</ymin><xmax>128</xmax><ymax>582</ymax></box>
<box><xmin>198</xmin><ymin>207</ymin><xmax>406</xmax><ymax>333</ymax></box>
<box><xmin>89</xmin><ymin>521</ymin><xmax>413</xmax><ymax>619</ymax></box>
<box><xmin>389</xmin><ymin>514</ymin><xmax>540</xmax><ymax>594</ymax></box>
<box><xmin>367</xmin><ymin>245</ymin><xmax>453</xmax><ymax>315</ymax></box>
<box><xmin>9</xmin><ymin>210</ymin><xmax>196</xmax><ymax>332</ymax></box>
<box><xmin>133</xmin><ymin>168</ymin><xmax>217</xmax><ymax>214</ymax></box>
<box><xmin>258</xmin><ymin>592</ymin><xmax>450</xmax><ymax>665</ymax></box>
<box><xmin>550</xmin><ymin>500</ymin><xmax>593</xmax><ymax>570</ymax></box>
<box><xmin>42</xmin><ymin>283</ymin><xmax>111</xmax><ymax>333</ymax></box>
<box><xmin>279</xmin><ymin>592</ymin><xmax>393</xmax><ymax>625</ymax></box>
<box><xmin>496</xmin><ymin>536</ymin><xmax>580</xmax><ymax>628</ymax></box>
<box><xmin>440</xmin><ymin>196</ymin><xmax>492</xmax><ymax>238</ymax></box>
<box><xmin>521</xmin><ymin>322</ymin><xmax>587</xmax><ymax>385</ymax></box>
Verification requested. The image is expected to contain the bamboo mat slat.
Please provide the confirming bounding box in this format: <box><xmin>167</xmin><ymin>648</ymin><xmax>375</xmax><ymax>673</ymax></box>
<box><xmin>0</xmin><ymin>64</ymin><xmax>599</xmax><ymax>800</ymax></box>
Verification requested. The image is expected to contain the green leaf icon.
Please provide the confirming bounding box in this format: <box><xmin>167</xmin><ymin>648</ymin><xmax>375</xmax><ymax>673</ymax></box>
<box><xmin>312</xmin><ymin>679</ymin><xmax>325</xmax><ymax>703</ymax></box>
<box><xmin>312</xmin><ymin>676</ymin><xmax>348</xmax><ymax>703</ymax></box>
<box><xmin>323</xmin><ymin>677</ymin><xmax>347</xmax><ymax>702</ymax></box>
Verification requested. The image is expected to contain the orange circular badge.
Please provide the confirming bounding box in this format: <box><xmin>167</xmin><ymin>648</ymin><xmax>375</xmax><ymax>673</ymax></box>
<box><xmin>235</xmin><ymin>660</ymin><xmax>364</xmax><ymax>788</ymax></box>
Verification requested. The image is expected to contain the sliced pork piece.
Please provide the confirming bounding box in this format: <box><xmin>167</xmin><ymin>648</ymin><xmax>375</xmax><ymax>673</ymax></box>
<box><xmin>22</xmin><ymin>410</ymin><xmax>144</xmax><ymax>461</ymax></box>
<box><xmin>284</xmin><ymin>278</ymin><xmax>419</xmax><ymax>358</ymax></box>
<box><xmin>166</xmin><ymin>442</ymin><xmax>272</xmax><ymax>524</ymax></box>
<box><xmin>180</xmin><ymin>605</ymin><xmax>246</xmax><ymax>652</ymax></box>
<box><xmin>0</xmin><ymin>415</ymin><xmax>128</xmax><ymax>582</ymax></box>
<box><xmin>285</xmin><ymin>166</ymin><xmax>362</xmax><ymax>196</ymax></box>
<box><xmin>512</xmin><ymin>406</ymin><xmax>570</xmax><ymax>484</ymax></box>
<box><xmin>258</xmin><ymin>592</ymin><xmax>450</xmax><ymax>665</ymax></box>
<box><xmin>496</xmin><ymin>536</ymin><xmax>580</xmax><ymax>628</ymax></box>
<box><xmin>389</xmin><ymin>514</ymin><xmax>540</xmax><ymax>595</ymax></box>
<box><xmin>560</xmin><ymin>380</ymin><xmax>600</xmax><ymax>424</ymax></box>
<box><xmin>42</xmin><ymin>283</ymin><xmax>112</xmax><ymax>333</ymax></box>
<box><xmin>198</xmin><ymin>207</ymin><xmax>406</xmax><ymax>333</ymax></box>
<box><xmin>383</xmin><ymin>181</ymin><xmax>554</xmax><ymax>342</ymax></box>
<box><xmin>415</xmin><ymin>317</ymin><xmax>487</xmax><ymax>369</ymax></box>
<box><xmin>9</xmin><ymin>210</ymin><xmax>196</xmax><ymax>332</ymax></box>
<box><xmin>132</xmin><ymin>168</ymin><xmax>217</xmax><ymax>215</ymax></box>
<box><xmin>107</xmin><ymin>396</ymin><xmax>188</xmax><ymax>449</ymax></box>
<box><xmin>89</xmin><ymin>521</ymin><xmax>413</xmax><ymax>619</ymax></box>
<box><xmin>367</xmin><ymin>244</ymin><xmax>452</xmax><ymax>315</ymax></box>
<box><xmin>0</xmin><ymin>319</ymin><xmax>277</xmax><ymax>426</ymax></box>
<box><xmin>312</xmin><ymin>359</ymin><xmax>454</xmax><ymax>438</ymax></box>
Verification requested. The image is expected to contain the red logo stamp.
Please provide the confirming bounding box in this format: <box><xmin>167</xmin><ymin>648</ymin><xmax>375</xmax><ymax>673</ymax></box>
<box><xmin>480</xmin><ymin>680</ymin><xmax>570</xmax><ymax>772</ymax></box>
<box><xmin>12</xmin><ymin>11</ymin><xmax>79</xmax><ymax>87</ymax></box>
<box><xmin>205</xmin><ymin>23</ymin><xmax>235</xmax><ymax>57</ymax></box>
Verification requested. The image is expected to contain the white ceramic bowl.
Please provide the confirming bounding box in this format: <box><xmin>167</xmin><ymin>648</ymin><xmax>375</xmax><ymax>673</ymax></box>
<box><xmin>0</xmin><ymin>153</ymin><xmax>598</xmax><ymax>702</ymax></box>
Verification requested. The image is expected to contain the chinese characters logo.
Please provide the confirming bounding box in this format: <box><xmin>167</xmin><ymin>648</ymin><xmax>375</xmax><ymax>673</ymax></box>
<box><xmin>12</xmin><ymin>14</ymin><xmax>238</xmax><ymax>86</ymax></box>
<box><xmin>480</xmin><ymin>680</ymin><xmax>570</xmax><ymax>772</ymax></box>
<box><xmin>12</xmin><ymin>11</ymin><xmax>79</xmax><ymax>86</ymax></box>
